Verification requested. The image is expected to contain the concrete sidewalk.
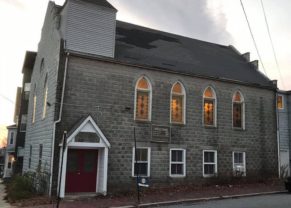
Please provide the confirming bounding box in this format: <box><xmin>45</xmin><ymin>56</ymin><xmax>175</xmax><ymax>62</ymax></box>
<box><xmin>0</xmin><ymin>180</ymin><xmax>13</xmax><ymax>208</ymax></box>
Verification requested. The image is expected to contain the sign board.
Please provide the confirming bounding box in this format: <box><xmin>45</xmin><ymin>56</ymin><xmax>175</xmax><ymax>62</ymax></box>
<box><xmin>138</xmin><ymin>177</ymin><xmax>149</xmax><ymax>187</ymax></box>
<box><xmin>151</xmin><ymin>125</ymin><xmax>170</xmax><ymax>143</ymax></box>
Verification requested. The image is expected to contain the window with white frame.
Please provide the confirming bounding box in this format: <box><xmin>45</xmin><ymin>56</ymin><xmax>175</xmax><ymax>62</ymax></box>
<box><xmin>233</xmin><ymin>152</ymin><xmax>246</xmax><ymax>176</ymax></box>
<box><xmin>203</xmin><ymin>150</ymin><xmax>217</xmax><ymax>177</ymax></box>
<box><xmin>132</xmin><ymin>147</ymin><xmax>151</xmax><ymax>177</ymax></box>
<box><xmin>134</xmin><ymin>77</ymin><xmax>152</xmax><ymax>121</ymax></box>
<box><xmin>32</xmin><ymin>94</ymin><xmax>37</xmax><ymax>123</ymax></box>
<box><xmin>9</xmin><ymin>132</ymin><xmax>14</xmax><ymax>145</ymax></box>
<box><xmin>203</xmin><ymin>87</ymin><xmax>216</xmax><ymax>126</ymax></box>
<box><xmin>170</xmin><ymin>149</ymin><xmax>186</xmax><ymax>177</ymax></box>
<box><xmin>42</xmin><ymin>76</ymin><xmax>48</xmax><ymax>119</ymax></box>
<box><xmin>171</xmin><ymin>82</ymin><xmax>186</xmax><ymax>124</ymax></box>
<box><xmin>232</xmin><ymin>91</ymin><xmax>245</xmax><ymax>128</ymax></box>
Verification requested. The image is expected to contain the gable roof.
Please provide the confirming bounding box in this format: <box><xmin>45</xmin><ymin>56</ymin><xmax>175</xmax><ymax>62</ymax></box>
<box><xmin>78</xmin><ymin>0</ymin><xmax>117</xmax><ymax>11</ymax></box>
<box><xmin>115</xmin><ymin>21</ymin><xmax>273</xmax><ymax>88</ymax></box>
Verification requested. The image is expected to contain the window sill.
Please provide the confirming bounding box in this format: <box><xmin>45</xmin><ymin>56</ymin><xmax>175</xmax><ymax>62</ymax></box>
<box><xmin>232</xmin><ymin>127</ymin><xmax>245</xmax><ymax>131</ymax></box>
<box><xmin>169</xmin><ymin>175</ymin><xmax>186</xmax><ymax>178</ymax></box>
<box><xmin>204</xmin><ymin>125</ymin><xmax>217</xmax><ymax>129</ymax></box>
<box><xmin>170</xmin><ymin>122</ymin><xmax>186</xmax><ymax>127</ymax></box>
<box><xmin>135</xmin><ymin>119</ymin><xmax>151</xmax><ymax>124</ymax></box>
<box><xmin>203</xmin><ymin>174</ymin><xmax>217</xmax><ymax>178</ymax></box>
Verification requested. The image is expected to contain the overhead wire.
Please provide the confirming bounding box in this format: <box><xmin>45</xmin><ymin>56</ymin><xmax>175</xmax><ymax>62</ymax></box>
<box><xmin>240</xmin><ymin>0</ymin><xmax>268</xmax><ymax>76</ymax></box>
<box><xmin>260</xmin><ymin>0</ymin><xmax>286</xmax><ymax>89</ymax></box>
<box><xmin>0</xmin><ymin>94</ymin><xmax>14</xmax><ymax>105</ymax></box>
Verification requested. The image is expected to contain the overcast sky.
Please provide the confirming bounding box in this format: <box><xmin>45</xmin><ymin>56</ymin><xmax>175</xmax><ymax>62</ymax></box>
<box><xmin>0</xmin><ymin>0</ymin><xmax>290</xmax><ymax>126</ymax></box>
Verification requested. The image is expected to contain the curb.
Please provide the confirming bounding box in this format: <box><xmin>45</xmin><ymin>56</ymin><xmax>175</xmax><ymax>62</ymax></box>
<box><xmin>110</xmin><ymin>191</ymin><xmax>287</xmax><ymax>208</ymax></box>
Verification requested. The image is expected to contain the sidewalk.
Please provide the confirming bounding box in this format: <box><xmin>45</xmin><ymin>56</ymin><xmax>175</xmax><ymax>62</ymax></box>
<box><xmin>0</xmin><ymin>179</ymin><xmax>13</xmax><ymax>208</ymax></box>
<box><xmin>18</xmin><ymin>181</ymin><xmax>286</xmax><ymax>208</ymax></box>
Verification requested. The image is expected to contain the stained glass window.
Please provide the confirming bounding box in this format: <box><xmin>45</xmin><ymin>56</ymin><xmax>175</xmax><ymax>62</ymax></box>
<box><xmin>135</xmin><ymin>77</ymin><xmax>151</xmax><ymax>120</ymax></box>
<box><xmin>232</xmin><ymin>91</ymin><xmax>244</xmax><ymax>128</ymax></box>
<box><xmin>203</xmin><ymin>87</ymin><xmax>216</xmax><ymax>126</ymax></box>
<box><xmin>171</xmin><ymin>82</ymin><xmax>185</xmax><ymax>123</ymax></box>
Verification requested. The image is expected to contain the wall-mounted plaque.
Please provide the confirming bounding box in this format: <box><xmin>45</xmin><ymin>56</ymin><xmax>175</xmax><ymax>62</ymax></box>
<box><xmin>151</xmin><ymin>125</ymin><xmax>170</xmax><ymax>143</ymax></box>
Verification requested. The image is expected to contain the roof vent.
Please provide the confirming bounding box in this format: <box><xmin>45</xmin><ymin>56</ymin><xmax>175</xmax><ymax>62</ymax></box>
<box><xmin>242</xmin><ymin>52</ymin><xmax>250</xmax><ymax>62</ymax></box>
<box><xmin>249</xmin><ymin>60</ymin><xmax>258</xmax><ymax>70</ymax></box>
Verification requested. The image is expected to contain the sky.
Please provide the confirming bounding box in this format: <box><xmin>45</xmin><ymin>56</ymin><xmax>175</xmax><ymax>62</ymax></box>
<box><xmin>0</xmin><ymin>0</ymin><xmax>290</xmax><ymax>127</ymax></box>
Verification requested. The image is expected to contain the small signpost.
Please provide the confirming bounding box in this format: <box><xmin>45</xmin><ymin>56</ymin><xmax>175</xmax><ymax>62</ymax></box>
<box><xmin>138</xmin><ymin>177</ymin><xmax>149</xmax><ymax>188</ymax></box>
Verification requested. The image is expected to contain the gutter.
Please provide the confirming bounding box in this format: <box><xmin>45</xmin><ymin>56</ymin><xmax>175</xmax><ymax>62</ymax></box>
<box><xmin>276</xmin><ymin>91</ymin><xmax>281</xmax><ymax>178</ymax></box>
<box><xmin>49</xmin><ymin>52</ymin><xmax>70</xmax><ymax>196</ymax></box>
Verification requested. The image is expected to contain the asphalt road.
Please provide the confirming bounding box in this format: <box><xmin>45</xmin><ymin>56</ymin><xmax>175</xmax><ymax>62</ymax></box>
<box><xmin>166</xmin><ymin>193</ymin><xmax>291</xmax><ymax>208</ymax></box>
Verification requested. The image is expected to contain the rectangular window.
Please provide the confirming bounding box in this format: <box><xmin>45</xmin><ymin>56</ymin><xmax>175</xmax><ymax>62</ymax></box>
<box><xmin>171</xmin><ymin>95</ymin><xmax>183</xmax><ymax>123</ymax></box>
<box><xmin>233</xmin><ymin>103</ymin><xmax>242</xmax><ymax>128</ymax></box>
<box><xmin>29</xmin><ymin>145</ymin><xmax>32</xmax><ymax>169</ymax></box>
<box><xmin>136</xmin><ymin>91</ymin><xmax>149</xmax><ymax>120</ymax></box>
<box><xmin>203</xmin><ymin>150</ymin><xmax>217</xmax><ymax>177</ymax></box>
<box><xmin>9</xmin><ymin>132</ymin><xmax>14</xmax><ymax>145</ymax></box>
<box><xmin>32</xmin><ymin>95</ymin><xmax>36</xmax><ymax>123</ymax></box>
<box><xmin>277</xmin><ymin>95</ymin><xmax>284</xmax><ymax>109</ymax></box>
<box><xmin>38</xmin><ymin>144</ymin><xmax>43</xmax><ymax>169</ymax></box>
<box><xmin>204</xmin><ymin>99</ymin><xmax>214</xmax><ymax>126</ymax></box>
<box><xmin>132</xmin><ymin>147</ymin><xmax>150</xmax><ymax>177</ymax></box>
<box><xmin>170</xmin><ymin>149</ymin><xmax>186</xmax><ymax>177</ymax></box>
<box><xmin>20</xmin><ymin>115</ymin><xmax>27</xmax><ymax>132</ymax></box>
<box><xmin>233</xmin><ymin>152</ymin><xmax>246</xmax><ymax>176</ymax></box>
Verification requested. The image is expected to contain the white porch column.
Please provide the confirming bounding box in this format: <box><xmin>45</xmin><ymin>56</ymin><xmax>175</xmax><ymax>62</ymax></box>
<box><xmin>103</xmin><ymin>147</ymin><xmax>109</xmax><ymax>195</ymax></box>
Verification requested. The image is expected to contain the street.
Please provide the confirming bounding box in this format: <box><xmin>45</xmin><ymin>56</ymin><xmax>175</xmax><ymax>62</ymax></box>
<box><xmin>166</xmin><ymin>193</ymin><xmax>291</xmax><ymax>208</ymax></box>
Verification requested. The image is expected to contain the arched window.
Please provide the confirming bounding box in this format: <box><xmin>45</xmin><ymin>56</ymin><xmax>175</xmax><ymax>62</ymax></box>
<box><xmin>135</xmin><ymin>77</ymin><xmax>152</xmax><ymax>121</ymax></box>
<box><xmin>171</xmin><ymin>82</ymin><xmax>185</xmax><ymax>124</ymax></box>
<box><xmin>203</xmin><ymin>87</ymin><xmax>216</xmax><ymax>126</ymax></box>
<box><xmin>232</xmin><ymin>91</ymin><xmax>244</xmax><ymax>128</ymax></box>
<box><xmin>42</xmin><ymin>75</ymin><xmax>48</xmax><ymax>119</ymax></box>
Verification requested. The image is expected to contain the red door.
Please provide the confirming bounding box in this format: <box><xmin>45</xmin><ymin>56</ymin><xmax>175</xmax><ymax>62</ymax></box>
<box><xmin>65</xmin><ymin>149</ymin><xmax>98</xmax><ymax>193</ymax></box>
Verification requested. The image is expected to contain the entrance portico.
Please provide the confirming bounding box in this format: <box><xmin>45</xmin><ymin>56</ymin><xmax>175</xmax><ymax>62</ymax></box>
<box><xmin>59</xmin><ymin>116</ymin><xmax>110</xmax><ymax>198</ymax></box>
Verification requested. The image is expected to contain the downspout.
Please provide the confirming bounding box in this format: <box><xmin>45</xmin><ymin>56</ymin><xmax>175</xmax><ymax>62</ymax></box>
<box><xmin>49</xmin><ymin>52</ymin><xmax>69</xmax><ymax>196</ymax></box>
<box><xmin>276</xmin><ymin>91</ymin><xmax>281</xmax><ymax>178</ymax></box>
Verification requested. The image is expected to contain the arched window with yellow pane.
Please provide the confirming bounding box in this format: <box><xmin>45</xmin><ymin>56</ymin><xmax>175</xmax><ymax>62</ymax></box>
<box><xmin>203</xmin><ymin>87</ymin><xmax>216</xmax><ymax>126</ymax></box>
<box><xmin>232</xmin><ymin>91</ymin><xmax>245</xmax><ymax>128</ymax></box>
<box><xmin>135</xmin><ymin>77</ymin><xmax>152</xmax><ymax>121</ymax></box>
<box><xmin>171</xmin><ymin>82</ymin><xmax>186</xmax><ymax>124</ymax></box>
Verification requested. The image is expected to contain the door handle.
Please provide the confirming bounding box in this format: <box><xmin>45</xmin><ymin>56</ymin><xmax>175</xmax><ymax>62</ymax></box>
<box><xmin>77</xmin><ymin>171</ymin><xmax>81</xmax><ymax>175</ymax></box>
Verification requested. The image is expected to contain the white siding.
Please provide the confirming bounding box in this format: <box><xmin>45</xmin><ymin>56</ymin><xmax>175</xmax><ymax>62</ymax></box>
<box><xmin>61</xmin><ymin>0</ymin><xmax>116</xmax><ymax>57</ymax></box>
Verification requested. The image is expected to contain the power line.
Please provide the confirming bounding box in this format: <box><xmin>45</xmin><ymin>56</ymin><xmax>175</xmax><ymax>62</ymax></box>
<box><xmin>0</xmin><ymin>94</ymin><xmax>14</xmax><ymax>105</ymax></box>
<box><xmin>260</xmin><ymin>0</ymin><xmax>286</xmax><ymax>89</ymax></box>
<box><xmin>240</xmin><ymin>0</ymin><xmax>268</xmax><ymax>76</ymax></box>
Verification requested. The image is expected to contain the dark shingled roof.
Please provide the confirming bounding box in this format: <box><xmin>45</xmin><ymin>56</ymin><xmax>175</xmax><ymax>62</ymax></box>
<box><xmin>115</xmin><ymin>21</ymin><xmax>273</xmax><ymax>88</ymax></box>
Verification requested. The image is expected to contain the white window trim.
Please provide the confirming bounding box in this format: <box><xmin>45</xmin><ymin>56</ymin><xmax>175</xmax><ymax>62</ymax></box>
<box><xmin>132</xmin><ymin>147</ymin><xmax>151</xmax><ymax>177</ymax></box>
<box><xmin>32</xmin><ymin>95</ymin><xmax>37</xmax><ymax>124</ymax></box>
<box><xmin>277</xmin><ymin>95</ymin><xmax>284</xmax><ymax>109</ymax></box>
<box><xmin>170</xmin><ymin>82</ymin><xmax>186</xmax><ymax>124</ymax></box>
<box><xmin>169</xmin><ymin>148</ymin><xmax>186</xmax><ymax>177</ymax></box>
<box><xmin>42</xmin><ymin>77</ymin><xmax>48</xmax><ymax>119</ymax></box>
<box><xmin>134</xmin><ymin>76</ymin><xmax>152</xmax><ymax>121</ymax></box>
<box><xmin>202</xmin><ymin>150</ymin><xmax>217</xmax><ymax>177</ymax></box>
<box><xmin>232</xmin><ymin>151</ymin><xmax>246</xmax><ymax>176</ymax></box>
<box><xmin>202</xmin><ymin>87</ymin><xmax>217</xmax><ymax>127</ymax></box>
<box><xmin>232</xmin><ymin>91</ymin><xmax>245</xmax><ymax>129</ymax></box>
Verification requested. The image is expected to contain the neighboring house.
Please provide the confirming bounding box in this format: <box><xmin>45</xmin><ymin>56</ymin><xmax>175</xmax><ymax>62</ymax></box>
<box><xmin>14</xmin><ymin>51</ymin><xmax>36</xmax><ymax>174</ymax></box>
<box><xmin>3</xmin><ymin>125</ymin><xmax>17</xmax><ymax>178</ymax></box>
<box><xmin>23</xmin><ymin>0</ymin><xmax>278</xmax><ymax>198</ymax></box>
<box><xmin>0</xmin><ymin>148</ymin><xmax>5</xmax><ymax>177</ymax></box>
<box><xmin>277</xmin><ymin>91</ymin><xmax>291</xmax><ymax>177</ymax></box>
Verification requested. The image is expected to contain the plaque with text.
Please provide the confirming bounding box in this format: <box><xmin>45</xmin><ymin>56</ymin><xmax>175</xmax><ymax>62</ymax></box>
<box><xmin>151</xmin><ymin>125</ymin><xmax>170</xmax><ymax>143</ymax></box>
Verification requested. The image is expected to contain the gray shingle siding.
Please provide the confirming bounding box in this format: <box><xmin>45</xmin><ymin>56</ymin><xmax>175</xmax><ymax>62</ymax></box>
<box><xmin>51</xmin><ymin>56</ymin><xmax>278</xmax><ymax>192</ymax></box>
<box><xmin>278</xmin><ymin>93</ymin><xmax>290</xmax><ymax>150</ymax></box>
<box><xmin>23</xmin><ymin>2</ymin><xmax>61</xmax><ymax>174</ymax></box>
